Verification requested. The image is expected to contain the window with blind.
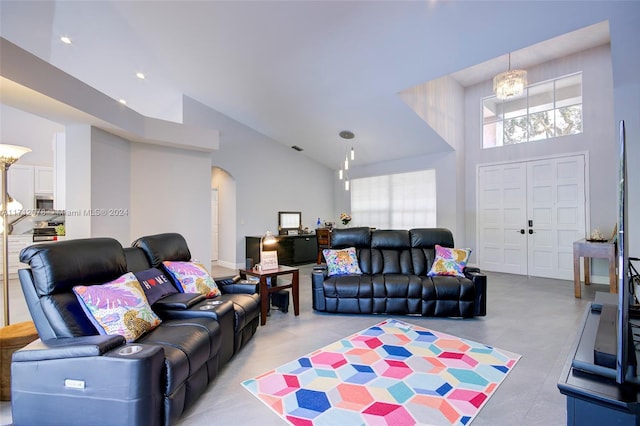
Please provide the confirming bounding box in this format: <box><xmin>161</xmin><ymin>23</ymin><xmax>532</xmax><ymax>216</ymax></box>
<box><xmin>350</xmin><ymin>169</ymin><xmax>436</xmax><ymax>229</ymax></box>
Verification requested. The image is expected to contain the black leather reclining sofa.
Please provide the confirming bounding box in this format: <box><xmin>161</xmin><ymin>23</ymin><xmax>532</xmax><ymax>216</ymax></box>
<box><xmin>312</xmin><ymin>227</ymin><xmax>487</xmax><ymax>318</ymax></box>
<box><xmin>13</xmin><ymin>233</ymin><xmax>259</xmax><ymax>426</ymax></box>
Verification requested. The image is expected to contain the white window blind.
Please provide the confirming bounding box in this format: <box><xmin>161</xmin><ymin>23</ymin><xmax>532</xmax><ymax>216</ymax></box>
<box><xmin>351</xmin><ymin>169</ymin><xmax>436</xmax><ymax>229</ymax></box>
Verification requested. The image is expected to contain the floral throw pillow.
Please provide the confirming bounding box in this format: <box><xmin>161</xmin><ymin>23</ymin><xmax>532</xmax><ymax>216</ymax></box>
<box><xmin>73</xmin><ymin>272</ymin><xmax>162</xmax><ymax>342</ymax></box>
<box><xmin>427</xmin><ymin>244</ymin><xmax>472</xmax><ymax>277</ymax></box>
<box><xmin>162</xmin><ymin>261</ymin><xmax>221</xmax><ymax>298</ymax></box>
<box><xmin>323</xmin><ymin>247</ymin><xmax>362</xmax><ymax>276</ymax></box>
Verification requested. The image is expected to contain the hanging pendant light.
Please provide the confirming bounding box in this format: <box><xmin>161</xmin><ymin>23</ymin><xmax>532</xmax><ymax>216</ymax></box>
<box><xmin>338</xmin><ymin>131</ymin><xmax>355</xmax><ymax>191</ymax></box>
<box><xmin>493</xmin><ymin>53</ymin><xmax>527</xmax><ymax>100</ymax></box>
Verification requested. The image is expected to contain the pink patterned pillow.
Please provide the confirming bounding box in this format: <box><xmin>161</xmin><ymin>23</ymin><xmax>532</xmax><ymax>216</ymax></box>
<box><xmin>162</xmin><ymin>261</ymin><xmax>221</xmax><ymax>298</ymax></box>
<box><xmin>427</xmin><ymin>245</ymin><xmax>471</xmax><ymax>277</ymax></box>
<box><xmin>73</xmin><ymin>272</ymin><xmax>162</xmax><ymax>342</ymax></box>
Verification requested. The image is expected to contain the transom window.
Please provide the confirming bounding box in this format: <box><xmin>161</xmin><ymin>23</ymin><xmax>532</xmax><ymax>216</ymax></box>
<box><xmin>482</xmin><ymin>73</ymin><xmax>583</xmax><ymax>148</ymax></box>
<box><xmin>350</xmin><ymin>169</ymin><xmax>436</xmax><ymax>229</ymax></box>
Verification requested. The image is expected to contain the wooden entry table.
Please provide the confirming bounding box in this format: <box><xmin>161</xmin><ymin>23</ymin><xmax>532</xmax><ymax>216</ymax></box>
<box><xmin>572</xmin><ymin>239</ymin><xmax>617</xmax><ymax>298</ymax></box>
<box><xmin>239</xmin><ymin>265</ymin><xmax>299</xmax><ymax>325</ymax></box>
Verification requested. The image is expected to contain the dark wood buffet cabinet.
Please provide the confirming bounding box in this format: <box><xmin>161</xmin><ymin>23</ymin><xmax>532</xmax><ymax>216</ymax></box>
<box><xmin>245</xmin><ymin>234</ymin><xmax>318</xmax><ymax>266</ymax></box>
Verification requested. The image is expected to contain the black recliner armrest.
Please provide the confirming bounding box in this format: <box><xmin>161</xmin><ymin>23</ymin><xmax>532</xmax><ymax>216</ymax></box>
<box><xmin>221</xmin><ymin>282</ymin><xmax>258</xmax><ymax>294</ymax></box>
<box><xmin>311</xmin><ymin>267</ymin><xmax>328</xmax><ymax>311</ymax></box>
<box><xmin>214</xmin><ymin>274</ymin><xmax>237</xmax><ymax>284</ymax></box>
<box><xmin>464</xmin><ymin>265</ymin><xmax>481</xmax><ymax>274</ymax></box>
<box><xmin>217</xmin><ymin>274</ymin><xmax>258</xmax><ymax>294</ymax></box>
<box><xmin>312</xmin><ymin>266</ymin><xmax>328</xmax><ymax>281</ymax></box>
<box><xmin>13</xmin><ymin>335</ymin><xmax>126</xmax><ymax>362</ymax></box>
<box><xmin>152</xmin><ymin>292</ymin><xmax>206</xmax><ymax>310</ymax></box>
<box><xmin>11</xmin><ymin>338</ymin><xmax>165</xmax><ymax>426</ymax></box>
<box><xmin>464</xmin><ymin>269</ymin><xmax>487</xmax><ymax>317</ymax></box>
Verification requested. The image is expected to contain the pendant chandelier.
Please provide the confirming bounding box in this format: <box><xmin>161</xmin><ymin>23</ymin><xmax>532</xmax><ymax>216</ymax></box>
<box><xmin>337</xmin><ymin>130</ymin><xmax>355</xmax><ymax>191</ymax></box>
<box><xmin>493</xmin><ymin>53</ymin><xmax>527</xmax><ymax>100</ymax></box>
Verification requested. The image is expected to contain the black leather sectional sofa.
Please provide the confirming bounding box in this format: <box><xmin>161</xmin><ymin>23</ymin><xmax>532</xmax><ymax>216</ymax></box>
<box><xmin>312</xmin><ymin>227</ymin><xmax>487</xmax><ymax>318</ymax></box>
<box><xmin>13</xmin><ymin>233</ymin><xmax>259</xmax><ymax>426</ymax></box>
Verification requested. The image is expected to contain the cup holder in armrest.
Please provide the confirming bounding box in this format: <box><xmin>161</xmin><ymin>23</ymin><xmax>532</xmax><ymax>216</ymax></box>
<box><xmin>118</xmin><ymin>345</ymin><xmax>143</xmax><ymax>356</ymax></box>
<box><xmin>206</xmin><ymin>300</ymin><xmax>223</xmax><ymax>305</ymax></box>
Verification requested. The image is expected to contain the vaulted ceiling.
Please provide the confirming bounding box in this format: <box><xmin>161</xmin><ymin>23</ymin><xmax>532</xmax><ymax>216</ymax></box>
<box><xmin>0</xmin><ymin>1</ymin><xmax>610</xmax><ymax>170</ymax></box>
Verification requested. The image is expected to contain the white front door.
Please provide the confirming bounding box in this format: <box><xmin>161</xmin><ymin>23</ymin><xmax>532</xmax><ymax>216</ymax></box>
<box><xmin>527</xmin><ymin>156</ymin><xmax>586</xmax><ymax>280</ymax></box>
<box><xmin>477</xmin><ymin>154</ymin><xmax>586</xmax><ymax>280</ymax></box>
<box><xmin>478</xmin><ymin>163</ymin><xmax>528</xmax><ymax>274</ymax></box>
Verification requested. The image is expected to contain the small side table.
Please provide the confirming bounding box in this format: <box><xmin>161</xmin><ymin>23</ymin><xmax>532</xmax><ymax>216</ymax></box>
<box><xmin>239</xmin><ymin>265</ymin><xmax>299</xmax><ymax>325</ymax></box>
<box><xmin>0</xmin><ymin>321</ymin><xmax>39</xmax><ymax>400</ymax></box>
<box><xmin>573</xmin><ymin>239</ymin><xmax>617</xmax><ymax>298</ymax></box>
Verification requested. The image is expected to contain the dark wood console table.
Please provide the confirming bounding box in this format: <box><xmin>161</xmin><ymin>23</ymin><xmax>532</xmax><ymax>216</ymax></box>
<box><xmin>558</xmin><ymin>292</ymin><xmax>640</xmax><ymax>425</ymax></box>
<box><xmin>245</xmin><ymin>234</ymin><xmax>317</xmax><ymax>266</ymax></box>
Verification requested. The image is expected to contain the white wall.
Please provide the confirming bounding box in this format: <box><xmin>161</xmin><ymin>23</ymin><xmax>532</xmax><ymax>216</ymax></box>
<box><xmin>464</xmin><ymin>45</ymin><xmax>616</xmax><ymax>268</ymax></box>
<box><xmin>182</xmin><ymin>96</ymin><xmax>335</xmax><ymax>267</ymax></box>
<box><xmin>90</xmin><ymin>128</ymin><xmax>131</xmax><ymax>245</ymax></box>
<box><xmin>398</xmin><ymin>74</ymin><xmax>467</xmax><ymax>242</ymax></box>
<box><xmin>63</xmin><ymin>124</ymin><xmax>92</xmax><ymax>239</ymax></box>
<box><xmin>51</xmin><ymin>126</ymin><xmax>213</xmax><ymax>261</ymax></box>
<box><xmin>0</xmin><ymin>104</ymin><xmax>61</xmax><ymax>167</ymax></box>
<box><xmin>129</xmin><ymin>141</ymin><xmax>212</xmax><ymax>264</ymax></box>
<box><xmin>609</xmin><ymin>8</ymin><xmax>640</xmax><ymax>258</ymax></box>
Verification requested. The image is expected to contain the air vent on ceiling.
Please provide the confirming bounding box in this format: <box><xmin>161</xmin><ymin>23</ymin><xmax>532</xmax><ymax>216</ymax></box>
<box><xmin>291</xmin><ymin>145</ymin><xmax>303</xmax><ymax>152</ymax></box>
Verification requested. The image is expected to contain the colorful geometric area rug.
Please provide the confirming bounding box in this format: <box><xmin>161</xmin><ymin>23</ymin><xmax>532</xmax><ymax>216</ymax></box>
<box><xmin>242</xmin><ymin>318</ymin><xmax>520</xmax><ymax>425</ymax></box>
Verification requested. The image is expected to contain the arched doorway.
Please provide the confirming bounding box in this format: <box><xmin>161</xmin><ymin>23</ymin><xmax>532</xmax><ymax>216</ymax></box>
<box><xmin>211</xmin><ymin>167</ymin><xmax>237</xmax><ymax>269</ymax></box>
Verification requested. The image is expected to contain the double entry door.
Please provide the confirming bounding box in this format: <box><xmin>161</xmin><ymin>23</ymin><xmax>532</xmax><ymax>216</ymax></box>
<box><xmin>477</xmin><ymin>154</ymin><xmax>586</xmax><ymax>280</ymax></box>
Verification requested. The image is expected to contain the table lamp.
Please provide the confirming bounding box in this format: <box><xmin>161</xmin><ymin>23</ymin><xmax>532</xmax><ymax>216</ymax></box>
<box><xmin>260</xmin><ymin>231</ymin><xmax>277</xmax><ymax>266</ymax></box>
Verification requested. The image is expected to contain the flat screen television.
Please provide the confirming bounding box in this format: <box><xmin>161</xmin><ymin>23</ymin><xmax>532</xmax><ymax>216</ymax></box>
<box><xmin>571</xmin><ymin>120</ymin><xmax>636</xmax><ymax>385</ymax></box>
<box><xmin>616</xmin><ymin>119</ymin><xmax>634</xmax><ymax>384</ymax></box>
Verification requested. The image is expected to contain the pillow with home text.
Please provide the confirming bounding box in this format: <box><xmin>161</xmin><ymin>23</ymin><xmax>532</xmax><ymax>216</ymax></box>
<box><xmin>134</xmin><ymin>268</ymin><xmax>178</xmax><ymax>305</ymax></box>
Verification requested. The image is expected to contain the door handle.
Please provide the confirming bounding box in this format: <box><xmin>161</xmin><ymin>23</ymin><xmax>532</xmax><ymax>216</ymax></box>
<box><xmin>518</xmin><ymin>229</ymin><xmax>525</xmax><ymax>234</ymax></box>
<box><xmin>528</xmin><ymin>229</ymin><xmax>534</xmax><ymax>234</ymax></box>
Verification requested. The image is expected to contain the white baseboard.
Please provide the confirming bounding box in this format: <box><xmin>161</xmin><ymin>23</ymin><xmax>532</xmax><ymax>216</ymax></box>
<box><xmin>212</xmin><ymin>259</ymin><xmax>240</xmax><ymax>270</ymax></box>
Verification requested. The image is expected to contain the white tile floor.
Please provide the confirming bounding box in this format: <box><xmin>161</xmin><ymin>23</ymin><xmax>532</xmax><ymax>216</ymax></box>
<box><xmin>1</xmin><ymin>264</ymin><xmax>605</xmax><ymax>425</ymax></box>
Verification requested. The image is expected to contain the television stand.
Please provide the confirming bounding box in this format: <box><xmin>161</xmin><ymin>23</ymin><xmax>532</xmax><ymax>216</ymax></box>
<box><xmin>558</xmin><ymin>292</ymin><xmax>640</xmax><ymax>425</ymax></box>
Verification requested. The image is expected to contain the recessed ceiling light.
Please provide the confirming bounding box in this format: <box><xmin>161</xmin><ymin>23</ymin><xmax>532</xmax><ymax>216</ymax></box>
<box><xmin>60</xmin><ymin>36</ymin><xmax>72</xmax><ymax>45</ymax></box>
<box><xmin>119</xmin><ymin>99</ymin><xmax>127</xmax><ymax>105</ymax></box>
<box><xmin>136</xmin><ymin>72</ymin><xmax>145</xmax><ymax>79</ymax></box>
